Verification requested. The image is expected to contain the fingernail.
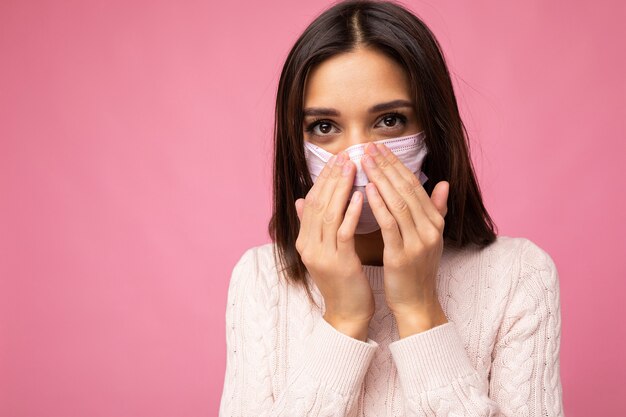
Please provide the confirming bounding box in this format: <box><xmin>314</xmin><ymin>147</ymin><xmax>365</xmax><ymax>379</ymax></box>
<box><xmin>342</xmin><ymin>161</ymin><xmax>352</xmax><ymax>176</ymax></box>
<box><xmin>328</xmin><ymin>155</ymin><xmax>337</xmax><ymax>167</ymax></box>
<box><xmin>335</xmin><ymin>152</ymin><xmax>346</xmax><ymax>165</ymax></box>
<box><xmin>367</xmin><ymin>183</ymin><xmax>379</xmax><ymax>196</ymax></box>
<box><xmin>366</xmin><ymin>142</ymin><xmax>379</xmax><ymax>155</ymax></box>
<box><xmin>363</xmin><ymin>154</ymin><xmax>376</xmax><ymax>167</ymax></box>
<box><xmin>377</xmin><ymin>143</ymin><xmax>389</xmax><ymax>155</ymax></box>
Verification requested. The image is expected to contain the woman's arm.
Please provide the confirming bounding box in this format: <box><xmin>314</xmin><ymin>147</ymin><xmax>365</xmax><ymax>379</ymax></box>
<box><xmin>387</xmin><ymin>239</ymin><xmax>564</xmax><ymax>416</ymax></box>
<box><xmin>218</xmin><ymin>247</ymin><xmax>379</xmax><ymax>417</ymax></box>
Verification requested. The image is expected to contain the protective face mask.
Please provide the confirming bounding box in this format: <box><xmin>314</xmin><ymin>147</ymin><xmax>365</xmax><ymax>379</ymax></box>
<box><xmin>303</xmin><ymin>131</ymin><xmax>428</xmax><ymax>235</ymax></box>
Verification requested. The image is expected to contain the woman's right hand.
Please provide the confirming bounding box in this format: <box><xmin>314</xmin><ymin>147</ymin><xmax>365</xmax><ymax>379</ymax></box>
<box><xmin>295</xmin><ymin>151</ymin><xmax>375</xmax><ymax>341</ymax></box>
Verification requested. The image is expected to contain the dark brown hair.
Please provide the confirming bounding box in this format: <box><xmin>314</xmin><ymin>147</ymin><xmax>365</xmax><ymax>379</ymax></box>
<box><xmin>268</xmin><ymin>0</ymin><xmax>497</xmax><ymax>307</ymax></box>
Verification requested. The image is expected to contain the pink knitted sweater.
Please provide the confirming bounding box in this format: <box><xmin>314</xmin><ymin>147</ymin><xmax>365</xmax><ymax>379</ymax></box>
<box><xmin>218</xmin><ymin>235</ymin><xmax>564</xmax><ymax>416</ymax></box>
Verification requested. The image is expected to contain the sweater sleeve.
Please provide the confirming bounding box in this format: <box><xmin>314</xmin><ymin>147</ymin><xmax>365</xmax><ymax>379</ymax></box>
<box><xmin>387</xmin><ymin>239</ymin><xmax>564</xmax><ymax>416</ymax></box>
<box><xmin>218</xmin><ymin>247</ymin><xmax>379</xmax><ymax>417</ymax></box>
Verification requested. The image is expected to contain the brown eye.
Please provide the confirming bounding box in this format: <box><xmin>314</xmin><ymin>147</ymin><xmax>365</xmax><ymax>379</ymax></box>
<box><xmin>318</xmin><ymin>122</ymin><xmax>332</xmax><ymax>134</ymax></box>
<box><xmin>376</xmin><ymin>113</ymin><xmax>407</xmax><ymax>130</ymax></box>
<box><xmin>383</xmin><ymin>116</ymin><xmax>398</xmax><ymax>127</ymax></box>
<box><xmin>305</xmin><ymin>119</ymin><xmax>338</xmax><ymax>136</ymax></box>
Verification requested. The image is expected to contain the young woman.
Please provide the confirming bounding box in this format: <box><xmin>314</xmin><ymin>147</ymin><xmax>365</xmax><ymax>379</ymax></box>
<box><xmin>219</xmin><ymin>1</ymin><xmax>564</xmax><ymax>416</ymax></box>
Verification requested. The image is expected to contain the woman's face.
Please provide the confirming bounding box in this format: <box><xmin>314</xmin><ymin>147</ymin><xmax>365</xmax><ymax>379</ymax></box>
<box><xmin>302</xmin><ymin>46</ymin><xmax>421</xmax><ymax>154</ymax></box>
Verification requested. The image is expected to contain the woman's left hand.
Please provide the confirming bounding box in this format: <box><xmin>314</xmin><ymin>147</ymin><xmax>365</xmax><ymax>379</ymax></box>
<box><xmin>361</xmin><ymin>141</ymin><xmax>450</xmax><ymax>336</ymax></box>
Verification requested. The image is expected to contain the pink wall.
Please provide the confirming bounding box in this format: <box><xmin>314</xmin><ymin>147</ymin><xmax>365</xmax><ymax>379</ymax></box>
<box><xmin>1</xmin><ymin>0</ymin><xmax>624</xmax><ymax>416</ymax></box>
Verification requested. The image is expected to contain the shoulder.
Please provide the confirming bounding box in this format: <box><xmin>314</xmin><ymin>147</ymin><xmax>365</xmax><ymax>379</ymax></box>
<box><xmin>469</xmin><ymin>236</ymin><xmax>561</xmax><ymax>342</ymax></box>
<box><xmin>231</xmin><ymin>242</ymin><xmax>277</xmax><ymax>275</ymax></box>
<box><xmin>474</xmin><ymin>235</ymin><xmax>558</xmax><ymax>274</ymax></box>
<box><xmin>443</xmin><ymin>235</ymin><xmax>525</xmax><ymax>279</ymax></box>
<box><xmin>516</xmin><ymin>237</ymin><xmax>560</xmax><ymax>301</ymax></box>
<box><xmin>487</xmin><ymin>236</ymin><xmax>561</xmax><ymax>314</ymax></box>
<box><xmin>228</xmin><ymin>242</ymin><xmax>280</xmax><ymax>301</ymax></box>
<box><xmin>446</xmin><ymin>235</ymin><xmax>560</xmax><ymax>304</ymax></box>
<box><xmin>488</xmin><ymin>235</ymin><xmax>559</xmax><ymax>281</ymax></box>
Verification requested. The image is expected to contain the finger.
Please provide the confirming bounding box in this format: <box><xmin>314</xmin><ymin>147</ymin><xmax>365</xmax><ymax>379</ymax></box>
<box><xmin>294</xmin><ymin>198</ymin><xmax>306</xmax><ymax>253</ymax></box>
<box><xmin>323</xmin><ymin>157</ymin><xmax>356</xmax><ymax>251</ymax></box>
<box><xmin>295</xmin><ymin>198</ymin><xmax>304</xmax><ymax>221</ymax></box>
<box><xmin>336</xmin><ymin>190</ymin><xmax>363</xmax><ymax>255</ymax></box>
<box><xmin>309</xmin><ymin>152</ymin><xmax>345</xmax><ymax>246</ymax></box>
<box><xmin>365</xmin><ymin>183</ymin><xmax>404</xmax><ymax>252</ymax></box>
<box><xmin>361</xmin><ymin>143</ymin><xmax>419</xmax><ymax>244</ymax></box>
<box><xmin>369</xmin><ymin>142</ymin><xmax>432</xmax><ymax>229</ymax></box>
<box><xmin>302</xmin><ymin>154</ymin><xmax>337</xmax><ymax>244</ymax></box>
<box><xmin>430</xmin><ymin>180</ymin><xmax>449</xmax><ymax>220</ymax></box>
<box><xmin>377</xmin><ymin>143</ymin><xmax>446</xmax><ymax>227</ymax></box>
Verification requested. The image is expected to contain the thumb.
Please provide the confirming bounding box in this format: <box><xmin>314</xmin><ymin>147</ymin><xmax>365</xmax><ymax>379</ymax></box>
<box><xmin>294</xmin><ymin>198</ymin><xmax>305</xmax><ymax>221</ymax></box>
<box><xmin>430</xmin><ymin>181</ymin><xmax>449</xmax><ymax>218</ymax></box>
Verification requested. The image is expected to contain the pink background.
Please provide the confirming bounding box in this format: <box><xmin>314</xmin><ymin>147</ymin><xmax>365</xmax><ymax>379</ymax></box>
<box><xmin>1</xmin><ymin>1</ymin><xmax>624</xmax><ymax>416</ymax></box>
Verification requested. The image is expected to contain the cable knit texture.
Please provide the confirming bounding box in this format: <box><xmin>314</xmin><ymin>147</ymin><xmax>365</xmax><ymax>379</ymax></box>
<box><xmin>218</xmin><ymin>235</ymin><xmax>564</xmax><ymax>416</ymax></box>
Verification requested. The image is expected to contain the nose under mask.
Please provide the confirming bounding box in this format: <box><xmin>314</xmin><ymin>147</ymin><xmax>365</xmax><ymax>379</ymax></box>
<box><xmin>303</xmin><ymin>131</ymin><xmax>429</xmax><ymax>235</ymax></box>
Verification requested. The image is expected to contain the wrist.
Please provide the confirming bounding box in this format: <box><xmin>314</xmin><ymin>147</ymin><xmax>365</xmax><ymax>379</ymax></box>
<box><xmin>323</xmin><ymin>314</ymin><xmax>371</xmax><ymax>342</ymax></box>
<box><xmin>393</xmin><ymin>303</ymin><xmax>448</xmax><ymax>338</ymax></box>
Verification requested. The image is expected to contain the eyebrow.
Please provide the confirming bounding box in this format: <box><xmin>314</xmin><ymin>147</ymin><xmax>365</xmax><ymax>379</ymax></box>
<box><xmin>303</xmin><ymin>99</ymin><xmax>414</xmax><ymax>117</ymax></box>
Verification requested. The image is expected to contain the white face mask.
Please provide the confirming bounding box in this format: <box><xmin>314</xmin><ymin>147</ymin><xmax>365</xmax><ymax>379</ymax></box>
<box><xmin>303</xmin><ymin>131</ymin><xmax>429</xmax><ymax>234</ymax></box>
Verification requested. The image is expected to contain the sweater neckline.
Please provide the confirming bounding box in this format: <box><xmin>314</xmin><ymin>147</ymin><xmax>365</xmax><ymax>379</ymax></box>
<box><xmin>359</xmin><ymin>246</ymin><xmax>462</xmax><ymax>291</ymax></box>
<box><xmin>362</xmin><ymin>264</ymin><xmax>385</xmax><ymax>290</ymax></box>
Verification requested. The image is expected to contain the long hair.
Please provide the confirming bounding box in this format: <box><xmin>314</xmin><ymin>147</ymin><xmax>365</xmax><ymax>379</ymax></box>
<box><xmin>268</xmin><ymin>0</ymin><xmax>497</xmax><ymax>308</ymax></box>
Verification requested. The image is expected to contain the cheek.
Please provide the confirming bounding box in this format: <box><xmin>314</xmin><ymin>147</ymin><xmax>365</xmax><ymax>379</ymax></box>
<box><xmin>409</xmin><ymin>117</ymin><xmax>423</xmax><ymax>132</ymax></box>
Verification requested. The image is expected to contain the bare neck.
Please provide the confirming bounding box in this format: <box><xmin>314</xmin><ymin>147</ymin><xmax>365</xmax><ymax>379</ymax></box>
<box><xmin>354</xmin><ymin>230</ymin><xmax>385</xmax><ymax>266</ymax></box>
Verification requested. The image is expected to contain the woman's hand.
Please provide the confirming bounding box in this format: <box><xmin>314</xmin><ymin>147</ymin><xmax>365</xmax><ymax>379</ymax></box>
<box><xmin>295</xmin><ymin>151</ymin><xmax>375</xmax><ymax>341</ymax></box>
<box><xmin>361</xmin><ymin>142</ymin><xmax>449</xmax><ymax>337</ymax></box>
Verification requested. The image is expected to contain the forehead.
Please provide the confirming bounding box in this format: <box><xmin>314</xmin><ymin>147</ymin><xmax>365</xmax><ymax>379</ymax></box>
<box><xmin>303</xmin><ymin>47</ymin><xmax>411</xmax><ymax>108</ymax></box>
